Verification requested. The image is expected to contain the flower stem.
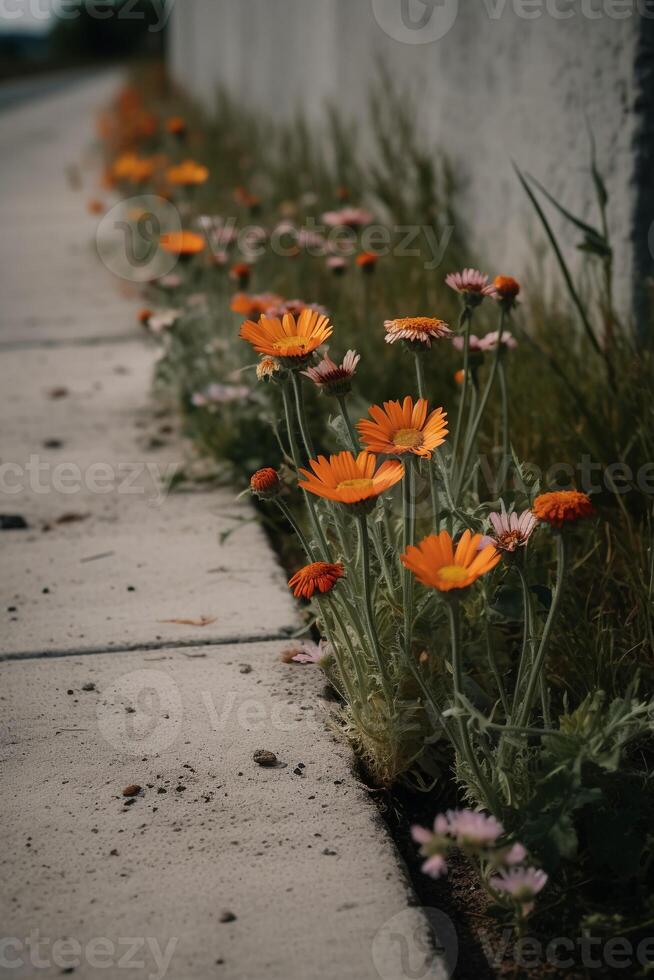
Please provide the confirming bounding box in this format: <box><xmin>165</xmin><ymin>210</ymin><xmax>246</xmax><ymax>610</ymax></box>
<box><xmin>414</xmin><ymin>353</ymin><xmax>441</xmax><ymax>530</ymax></box>
<box><xmin>336</xmin><ymin>394</ymin><xmax>360</xmax><ymax>452</ymax></box>
<box><xmin>402</xmin><ymin>457</ymin><xmax>415</xmax><ymax>658</ymax></box>
<box><xmin>447</xmin><ymin>599</ymin><xmax>497</xmax><ymax>809</ymax></box>
<box><xmin>457</xmin><ymin>307</ymin><xmax>506</xmax><ymax>498</ymax></box>
<box><xmin>498</xmin><ymin>360</ymin><xmax>510</xmax><ymax>469</ymax></box>
<box><xmin>450</xmin><ymin>308</ymin><xmax>472</xmax><ymax>473</ymax></box>
<box><xmin>274</xmin><ymin>497</ymin><xmax>313</xmax><ymax>561</ymax></box>
<box><xmin>358</xmin><ymin>513</ymin><xmax>392</xmax><ymax>703</ymax></box>
<box><xmin>281</xmin><ymin>377</ymin><xmax>330</xmax><ymax>560</ymax></box>
<box><xmin>326</xmin><ymin>595</ymin><xmax>366</xmax><ymax>697</ymax></box>
<box><xmin>517</xmin><ymin>534</ymin><xmax>566</xmax><ymax>728</ymax></box>
<box><xmin>291</xmin><ymin>370</ymin><xmax>315</xmax><ymax>459</ymax></box>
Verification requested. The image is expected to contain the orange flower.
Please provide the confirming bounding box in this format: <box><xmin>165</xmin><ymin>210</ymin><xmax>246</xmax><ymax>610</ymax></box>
<box><xmin>138</xmin><ymin>308</ymin><xmax>153</xmax><ymax>325</ymax></box>
<box><xmin>230</xmin><ymin>292</ymin><xmax>283</xmax><ymax>316</ymax></box>
<box><xmin>165</xmin><ymin>116</ymin><xmax>187</xmax><ymax>136</ymax></box>
<box><xmin>298</xmin><ymin>450</ymin><xmax>404</xmax><ymax>510</ymax></box>
<box><xmin>166</xmin><ymin>159</ymin><xmax>209</xmax><ymax>186</ymax></box>
<box><xmin>159</xmin><ymin>230</ymin><xmax>206</xmax><ymax>256</ymax></box>
<box><xmin>384</xmin><ymin>316</ymin><xmax>451</xmax><ymax>348</ymax></box>
<box><xmin>288</xmin><ymin>561</ymin><xmax>345</xmax><ymax>599</ymax></box>
<box><xmin>454</xmin><ymin>369</ymin><xmax>466</xmax><ymax>385</ymax></box>
<box><xmin>250</xmin><ymin>467</ymin><xmax>280</xmax><ymax>497</ymax></box>
<box><xmin>357</xmin><ymin>396</ymin><xmax>448</xmax><ymax>458</ymax></box>
<box><xmin>356</xmin><ymin>251</ymin><xmax>378</xmax><ymax>271</ymax></box>
<box><xmin>127</xmin><ymin>156</ymin><xmax>156</xmax><ymax>184</ymax></box>
<box><xmin>239</xmin><ymin>308</ymin><xmax>332</xmax><ymax>365</ymax></box>
<box><xmin>532</xmin><ymin>491</ymin><xmax>594</xmax><ymax>528</ymax></box>
<box><xmin>229</xmin><ymin>262</ymin><xmax>252</xmax><ymax>287</ymax></box>
<box><xmin>87</xmin><ymin>198</ymin><xmax>104</xmax><ymax>215</ymax></box>
<box><xmin>401</xmin><ymin>529</ymin><xmax>500</xmax><ymax>593</ymax></box>
<box><xmin>493</xmin><ymin>275</ymin><xmax>520</xmax><ymax>300</ymax></box>
<box><xmin>234</xmin><ymin>186</ymin><xmax>261</xmax><ymax>209</ymax></box>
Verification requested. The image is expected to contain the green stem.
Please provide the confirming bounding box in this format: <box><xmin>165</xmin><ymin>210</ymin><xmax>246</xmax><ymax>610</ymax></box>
<box><xmin>326</xmin><ymin>595</ymin><xmax>366</xmax><ymax>697</ymax></box>
<box><xmin>336</xmin><ymin>394</ymin><xmax>360</xmax><ymax>452</ymax></box>
<box><xmin>457</xmin><ymin>308</ymin><xmax>506</xmax><ymax>498</ymax></box>
<box><xmin>274</xmin><ymin>497</ymin><xmax>313</xmax><ymax>561</ymax></box>
<box><xmin>281</xmin><ymin>377</ymin><xmax>330</xmax><ymax>561</ymax></box>
<box><xmin>402</xmin><ymin>457</ymin><xmax>415</xmax><ymax>658</ymax></box>
<box><xmin>414</xmin><ymin>353</ymin><xmax>441</xmax><ymax>530</ymax></box>
<box><xmin>291</xmin><ymin>370</ymin><xmax>315</xmax><ymax>459</ymax></box>
<box><xmin>450</xmin><ymin>308</ymin><xmax>472</xmax><ymax>472</ymax></box>
<box><xmin>358</xmin><ymin>514</ymin><xmax>392</xmax><ymax>703</ymax></box>
<box><xmin>447</xmin><ymin>600</ymin><xmax>498</xmax><ymax>809</ymax></box>
<box><xmin>517</xmin><ymin>534</ymin><xmax>567</xmax><ymax>728</ymax></box>
<box><xmin>498</xmin><ymin>360</ymin><xmax>510</xmax><ymax>469</ymax></box>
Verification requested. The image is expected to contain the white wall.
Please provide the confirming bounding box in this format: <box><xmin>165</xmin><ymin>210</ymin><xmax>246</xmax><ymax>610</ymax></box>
<box><xmin>168</xmin><ymin>0</ymin><xmax>653</xmax><ymax>322</ymax></box>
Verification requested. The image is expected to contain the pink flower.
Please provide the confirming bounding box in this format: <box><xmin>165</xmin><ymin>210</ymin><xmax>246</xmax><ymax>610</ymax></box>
<box><xmin>147</xmin><ymin>309</ymin><xmax>182</xmax><ymax>334</ymax></box>
<box><xmin>477</xmin><ymin>330</ymin><xmax>518</xmax><ymax>352</ymax></box>
<box><xmin>489</xmin><ymin>867</ymin><xmax>548</xmax><ymax>914</ymax></box>
<box><xmin>291</xmin><ymin>639</ymin><xmax>332</xmax><ymax>665</ymax></box>
<box><xmin>326</xmin><ymin>255</ymin><xmax>347</xmax><ymax>273</ymax></box>
<box><xmin>384</xmin><ymin>316</ymin><xmax>452</xmax><ymax>349</ymax></box>
<box><xmin>158</xmin><ymin>273</ymin><xmax>183</xmax><ymax>290</ymax></box>
<box><xmin>451</xmin><ymin>334</ymin><xmax>482</xmax><ymax>353</ymax></box>
<box><xmin>445</xmin><ymin>269</ymin><xmax>497</xmax><ymax>305</ymax></box>
<box><xmin>322</xmin><ymin>207</ymin><xmax>374</xmax><ymax>228</ymax></box>
<box><xmin>302</xmin><ymin>350</ymin><xmax>360</xmax><ymax>394</ymax></box>
<box><xmin>446</xmin><ymin>809</ymin><xmax>504</xmax><ymax>847</ymax></box>
<box><xmin>487</xmin><ymin>505</ymin><xmax>538</xmax><ymax>553</ymax></box>
<box><xmin>421</xmin><ymin>854</ymin><xmax>448</xmax><ymax>878</ymax></box>
<box><xmin>503</xmin><ymin>843</ymin><xmax>528</xmax><ymax>865</ymax></box>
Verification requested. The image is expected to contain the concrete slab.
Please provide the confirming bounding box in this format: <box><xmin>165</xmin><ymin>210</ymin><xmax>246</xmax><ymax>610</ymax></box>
<box><xmin>1</xmin><ymin>341</ymin><xmax>297</xmax><ymax>658</ymax></box>
<box><xmin>0</xmin><ymin>642</ymin><xmax>444</xmax><ymax>980</ymax></box>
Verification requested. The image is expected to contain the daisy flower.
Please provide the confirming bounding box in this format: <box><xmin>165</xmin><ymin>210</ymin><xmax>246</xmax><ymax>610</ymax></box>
<box><xmin>298</xmin><ymin>450</ymin><xmax>404</xmax><ymax>512</ymax></box>
<box><xmin>302</xmin><ymin>350</ymin><xmax>360</xmax><ymax>395</ymax></box>
<box><xmin>322</xmin><ymin>206</ymin><xmax>374</xmax><ymax>228</ymax></box>
<box><xmin>446</xmin><ymin>809</ymin><xmax>504</xmax><ymax>848</ymax></box>
<box><xmin>249</xmin><ymin>468</ymin><xmax>281</xmax><ymax>498</ymax></box>
<box><xmin>401</xmin><ymin>529</ymin><xmax>500</xmax><ymax>592</ymax></box>
<box><xmin>240</xmin><ymin>308</ymin><xmax>333</xmax><ymax>367</ymax></box>
<box><xmin>357</xmin><ymin>396</ymin><xmax>448</xmax><ymax>458</ymax></box>
<box><xmin>288</xmin><ymin>562</ymin><xmax>345</xmax><ymax>599</ymax></box>
<box><xmin>446</xmin><ymin>268</ymin><xmax>497</xmax><ymax>306</ymax></box>
<box><xmin>486</xmin><ymin>505</ymin><xmax>538</xmax><ymax>553</ymax></box>
<box><xmin>384</xmin><ymin>316</ymin><xmax>452</xmax><ymax>350</ymax></box>
<box><xmin>532</xmin><ymin>490</ymin><xmax>594</xmax><ymax>528</ymax></box>
<box><xmin>290</xmin><ymin>639</ymin><xmax>333</xmax><ymax>665</ymax></box>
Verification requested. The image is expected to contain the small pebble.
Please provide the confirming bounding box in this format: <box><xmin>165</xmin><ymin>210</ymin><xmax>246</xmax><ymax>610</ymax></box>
<box><xmin>219</xmin><ymin>911</ymin><xmax>236</xmax><ymax>923</ymax></box>
<box><xmin>122</xmin><ymin>784</ymin><xmax>141</xmax><ymax>797</ymax></box>
<box><xmin>253</xmin><ymin>750</ymin><xmax>277</xmax><ymax>767</ymax></box>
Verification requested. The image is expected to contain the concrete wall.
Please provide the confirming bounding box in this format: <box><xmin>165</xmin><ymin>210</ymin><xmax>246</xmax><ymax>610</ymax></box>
<box><xmin>168</xmin><ymin>0</ymin><xmax>654</xmax><ymax>325</ymax></box>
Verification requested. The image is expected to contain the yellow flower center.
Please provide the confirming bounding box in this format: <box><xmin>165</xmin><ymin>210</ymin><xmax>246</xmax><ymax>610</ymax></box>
<box><xmin>437</xmin><ymin>565</ymin><xmax>470</xmax><ymax>584</ymax></box>
<box><xmin>273</xmin><ymin>335</ymin><xmax>308</xmax><ymax>353</ymax></box>
<box><xmin>393</xmin><ymin>427</ymin><xmax>423</xmax><ymax>449</ymax></box>
<box><xmin>337</xmin><ymin>478</ymin><xmax>374</xmax><ymax>491</ymax></box>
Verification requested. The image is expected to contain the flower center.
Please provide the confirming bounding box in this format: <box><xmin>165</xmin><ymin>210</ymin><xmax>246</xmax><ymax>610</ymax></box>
<box><xmin>393</xmin><ymin>427</ymin><xmax>423</xmax><ymax>449</ymax></box>
<box><xmin>337</xmin><ymin>478</ymin><xmax>374</xmax><ymax>491</ymax></box>
<box><xmin>273</xmin><ymin>336</ymin><xmax>308</xmax><ymax>353</ymax></box>
<box><xmin>437</xmin><ymin>565</ymin><xmax>470</xmax><ymax>584</ymax></box>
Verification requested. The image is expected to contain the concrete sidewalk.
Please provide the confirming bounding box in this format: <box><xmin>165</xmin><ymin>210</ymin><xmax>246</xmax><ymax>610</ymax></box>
<box><xmin>0</xmin><ymin>72</ymin><xmax>446</xmax><ymax>980</ymax></box>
